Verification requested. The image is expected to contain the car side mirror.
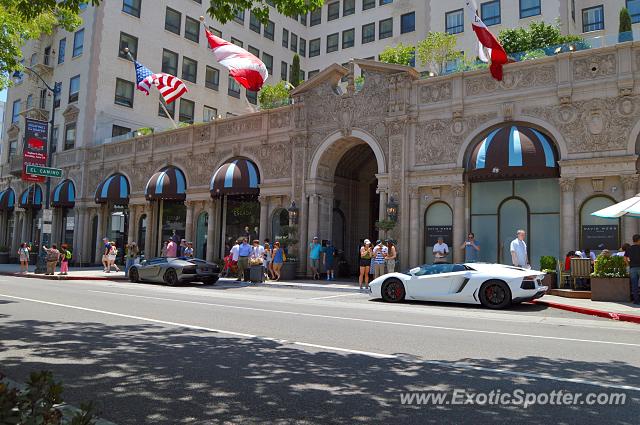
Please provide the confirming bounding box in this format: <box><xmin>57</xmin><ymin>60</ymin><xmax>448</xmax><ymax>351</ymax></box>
<box><xmin>409</xmin><ymin>267</ymin><xmax>420</xmax><ymax>276</ymax></box>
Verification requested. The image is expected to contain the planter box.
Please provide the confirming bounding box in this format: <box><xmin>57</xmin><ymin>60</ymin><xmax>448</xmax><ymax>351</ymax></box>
<box><xmin>249</xmin><ymin>265</ymin><xmax>264</xmax><ymax>283</ymax></box>
<box><xmin>590</xmin><ymin>277</ymin><xmax>631</xmax><ymax>302</ymax></box>
<box><xmin>0</xmin><ymin>252</ymin><xmax>9</xmax><ymax>264</ymax></box>
<box><xmin>280</xmin><ymin>262</ymin><xmax>297</xmax><ymax>281</ymax></box>
<box><xmin>541</xmin><ymin>272</ymin><xmax>557</xmax><ymax>290</ymax></box>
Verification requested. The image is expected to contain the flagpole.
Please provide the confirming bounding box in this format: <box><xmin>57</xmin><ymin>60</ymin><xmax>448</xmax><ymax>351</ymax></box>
<box><xmin>123</xmin><ymin>48</ymin><xmax>179</xmax><ymax>129</ymax></box>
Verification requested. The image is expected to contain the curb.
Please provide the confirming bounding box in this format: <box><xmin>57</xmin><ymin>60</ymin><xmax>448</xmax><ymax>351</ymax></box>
<box><xmin>532</xmin><ymin>299</ymin><xmax>640</xmax><ymax>324</ymax></box>
<box><xmin>0</xmin><ymin>272</ymin><xmax>127</xmax><ymax>281</ymax></box>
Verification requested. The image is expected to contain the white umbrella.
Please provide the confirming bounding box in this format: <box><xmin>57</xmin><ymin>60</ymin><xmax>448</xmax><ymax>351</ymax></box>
<box><xmin>591</xmin><ymin>194</ymin><xmax>640</xmax><ymax>218</ymax></box>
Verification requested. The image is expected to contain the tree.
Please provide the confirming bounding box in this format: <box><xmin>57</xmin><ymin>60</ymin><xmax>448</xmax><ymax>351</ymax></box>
<box><xmin>258</xmin><ymin>81</ymin><xmax>291</xmax><ymax>109</ymax></box>
<box><xmin>290</xmin><ymin>54</ymin><xmax>301</xmax><ymax>87</ymax></box>
<box><xmin>207</xmin><ymin>0</ymin><xmax>323</xmax><ymax>24</ymax></box>
<box><xmin>378</xmin><ymin>43</ymin><xmax>415</xmax><ymax>66</ymax></box>
<box><xmin>619</xmin><ymin>8</ymin><xmax>633</xmax><ymax>42</ymax></box>
<box><xmin>416</xmin><ymin>32</ymin><xmax>461</xmax><ymax>76</ymax></box>
<box><xmin>498</xmin><ymin>21</ymin><xmax>583</xmax><ymax>54</ymax></box>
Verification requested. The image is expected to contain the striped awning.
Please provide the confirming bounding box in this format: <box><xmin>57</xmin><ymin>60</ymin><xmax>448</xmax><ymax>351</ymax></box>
<box><xmin>467</xmin><ymin>125</ymin><xmax>559</xmax><ymax>182</ymax></box>
<box><xmin>145</xmin><ymin>166</ymin><xmax>187</xmax><ymax>201</ymax></box>
<box><xmin>51</xmin><ymin>179</ymin><xmax>76</xmax><ymax>208</ymax></box>
<box><xmin>19</xmin><ymin>185</ymin><xmax>43</xmax><ymax>210</ymax></box>
<box><xmin>0</xmin><ymin>188</ymin><xmax>15</xmax><ymax>212</ymax></box>
<box><xmin>210</xmin><ymin>159</ymin><xmax>260</xmax><ymax>197</ymax></box>
<box><xmin>95</xmin><ymin>173</ymin><xmax>130</xmax><ymax>205</ymax></box>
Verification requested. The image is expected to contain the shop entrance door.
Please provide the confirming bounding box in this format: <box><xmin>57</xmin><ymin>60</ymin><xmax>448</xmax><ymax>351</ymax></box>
<box><xmin>499</xmin><ymin>198</ymin><xmax>528</xmax><ymax>265</ymax></box>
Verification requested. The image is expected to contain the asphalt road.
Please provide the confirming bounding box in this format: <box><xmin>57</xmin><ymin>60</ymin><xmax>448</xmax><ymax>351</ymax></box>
<box><xmin>1</xmin><ymin>275</ymin><xmax>639</xmax><ymax>424</ymax></box>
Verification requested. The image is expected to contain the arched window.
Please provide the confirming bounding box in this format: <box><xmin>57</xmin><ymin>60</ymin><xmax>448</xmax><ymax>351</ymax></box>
<box><xmin>424</xmin><ymin>202</ymin><xmax>453</xmax><ymax>264</ymax></box>
<box><xmin>580</xmin><ymin>196</ymin><xmax>620</xmax><ymax>251</ymax></box>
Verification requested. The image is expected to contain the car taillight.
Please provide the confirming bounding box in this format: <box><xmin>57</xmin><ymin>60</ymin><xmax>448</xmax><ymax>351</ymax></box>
<box><xmin>182</xmin><ymin>266</ymin><xmax>197</xmax><ymax>274</ymax></box>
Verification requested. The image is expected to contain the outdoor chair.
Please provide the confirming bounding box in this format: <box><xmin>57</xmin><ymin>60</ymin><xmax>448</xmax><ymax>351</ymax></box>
<box><xmin>569</xmin><ymin>258</ymin><xmax>592</xmax><ymax>290</ymax></box>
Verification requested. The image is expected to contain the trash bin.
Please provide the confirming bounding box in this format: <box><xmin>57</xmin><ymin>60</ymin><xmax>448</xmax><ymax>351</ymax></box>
<box><xmin>249</xmin><ymin>265</ymin><xmax>264</xmax><ymax>283</ymax></box>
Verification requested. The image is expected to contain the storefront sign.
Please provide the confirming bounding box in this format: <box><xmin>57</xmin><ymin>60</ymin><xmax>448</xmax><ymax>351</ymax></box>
<box><xmin>581</xmin><ymin>225</ymin><xmax>619</xmax><ymax>250</ymax></box>
<box><xmin>66</xmin><ymin>217</ymin><xmax>74</xmax><ymax>230</ymax></box>
<box><xmin>426</xmin><ymin>225</ymin><xmax>453</xmax><ymax>246</ymax></box>
<box><xmin>22</xmin><ymin>118</ymin><xmax>48</xmax><ymax>183</ymax></box>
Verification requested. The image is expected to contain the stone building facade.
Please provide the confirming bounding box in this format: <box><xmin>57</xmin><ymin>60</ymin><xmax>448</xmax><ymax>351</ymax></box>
<box><xmin>1</xmin><ymin>42</ymin><xmax>639</xmax><ymax>274</ymax></box>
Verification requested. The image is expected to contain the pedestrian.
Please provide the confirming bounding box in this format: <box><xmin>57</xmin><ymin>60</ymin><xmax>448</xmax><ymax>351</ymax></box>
<box><xmin>386</xmin><ymin>240</ymin><xmax>397</xmax><ymax>273</ymax></box>
<box><xmin>184</xmin><ymin>242</ymin><xmax>194</xmax><ymax>258</ymax></box>
<box><xmin>264</xmin><ymin>242</ymin><xmax>273</xmax><ymax>279</ymax></box>
<box><xmin>460</xmin><ymin>232</ymin><xmax>480</xmax><ymax>263</ymax></box>
<box><xmin>106</xmin><ymin>242</ymin><xmax>120</xmax><ymax>273</ymax></box>
<box><xmin>42</xmin><ymin>244</ymin><xmax>60</xmax><ymax>276</ymax></box>
<box><xmin>272</xmin><ymin>241</ymin><xmax>283</xmax><ymax>281</ymax></box>
<box><xmin>166</xmin><ymin>238</ymin><xmax>177</xmax><ymax>257</ymax></box>
<box><xmin>433</xmin><ymin>237</ymin><xmax>449</xmax><ymax>264</ymax></box>
<box><xmin>237</xmin><ymin>237</ymin><xmax>251</xmax><ymax>282</ymax></box>
<box><xmin>179</xmin><ymin>239</ymin><xmax>187</xmax><ymax>257</ymax></box>
<box><xmin>251</xmin><ymin>239</ymin><xmax>266</xmax><ymax>281</ymax></box>
<box><xmin>309</xmin><ymin>236</ymin><xmax>322</xmax><ymax>280</ymax></box>
<box><xmin>59</xmin><ymin>243</ymin><xmax>71</xmax><ymax>275</ymax></box>
<box><xmin>18</xmin><ymin>242</ymin><xmax>30</xmax><ymax>273</ymax></box>
<box><xmin>101</xmin><ymin>237</ymin><xmax>110</xmax><ymax>272</ymax></box>
<box><xmin>372</xmin><ymin>240</ymin><xmax>388</xmax><ymax>279</ymax></box>
<box><xmin>323</xmin><ymin>240</ymin><xmax>336</xmax><ymax>281</ymax></box>
<box><xmin>125</xmin><ymin>242</ymin><xmax>139</xmax><ymax>277</ymax></box>
<box><xmin>359</xmin><ymin>239</ymin><xmax>373</xmax><ymax>290</ymax></box>
<box><xmin>510</xmin><ymin>229</ymin><xmax>529</xmax><ymax>268</ymax></box>
<box><xmin>624</xmin><ymin>234</ymin><xmax>640</xmax><ymax>305</ymax></box>
<box><xmin>160</xmin><ymin>240</ymin><xmax>168</xmax><ymax>257</ymax></box>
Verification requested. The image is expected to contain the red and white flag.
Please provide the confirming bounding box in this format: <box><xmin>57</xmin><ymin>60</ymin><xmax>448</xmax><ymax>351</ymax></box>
<box><xmin>465</xmin><ymin>1</ymin><xmax>508</xmax><ymax>81</ymax></box>
<box><xmin>205</xmin><ymin>27</ymin><xmax>268</xmax><ymax>91</ymax></box>
<box><xmin>134</xmin><ymin>60</ymin><xmax>188</xmax><ymax>104</ymax></box>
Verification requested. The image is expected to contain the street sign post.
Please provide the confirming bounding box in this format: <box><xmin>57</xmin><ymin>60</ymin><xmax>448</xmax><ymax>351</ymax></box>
<box><xmin>25</xmin><ymin>165</ymin><xmax>63</xmax><ymax>178</ymax></box>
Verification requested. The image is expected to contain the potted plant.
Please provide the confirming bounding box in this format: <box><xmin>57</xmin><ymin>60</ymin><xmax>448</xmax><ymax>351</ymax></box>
<box><xmin>590</xmin><ymin>255</ymin><xmax>630</xmax><ymax>302</ymax></box>
<box><xmin>279</xmin><ymin>224</ymin><xmax>299</xmax><ymax>280</ymax></box>
<box><xmin>0</xmin><ymin>245</ymin><xmax>9</xmax><ymax>264</ymax></box>
<box><xmin>539</xmin><ymin>256</ymin><xmax>557</xmax><ymax>289</ymax></box>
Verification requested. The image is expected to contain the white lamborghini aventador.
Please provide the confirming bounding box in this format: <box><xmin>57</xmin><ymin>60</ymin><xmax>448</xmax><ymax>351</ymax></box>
<box><xmin>369</xmin><ymin>262</ymin><xmax>548</xmax><ymax>309</ymax></box>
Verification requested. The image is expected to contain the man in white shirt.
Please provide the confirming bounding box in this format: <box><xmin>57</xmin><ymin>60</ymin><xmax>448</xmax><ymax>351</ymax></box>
<box><xmin>510</xmin><ymin>230</ymin><xmax>529</xmax><ymax>268</ymax></box>
<box><xmin>433</xmin><ymin>237</ymin><xmax>449</xmax><ymax>264</ymax></box>
<box><xmin>251</xmin><ymin>239</ymin><xmax>265</xmax><ymax>260</ymax></box>
<box><xmin>230</xmin><ymin>241</ymin><xmax>240</xmax><ymax>262</ymax></box>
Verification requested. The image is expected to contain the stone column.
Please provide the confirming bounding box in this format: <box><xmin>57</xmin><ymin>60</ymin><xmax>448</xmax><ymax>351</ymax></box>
<box><xmin>0</xmin><ymin>211</ymin><xmax>6</xmax><ymax>247</ymax></box>
<box><xmin>144</xmin><ymin>203</ymin><xmax>154</xmax><ymax>257</ymax></box>
<box><xmin>559</xmin><ymin>177</ymin><xmax>576</xmax><ymax>257</ymax></box>
<box><xmin>127</xmin><ymin>205</ymin><xmax>137</xmax><ymax>245</ymax></box>
<box><xmin>12</xmin><ymin>212</ymin><xmax>22</xmax><ymax>254</ymax></box>
<box><xmin>298</xmin><ymin>194</ymin><xmax>309</xmax><ymax>275</ymax></box>
<box><xmin>185</xmin><ymin>201</ymin><xmax>194</xmax><ymax>242</ymax></box>
<box><xmin>307</xmin><ymin>194</ymin><xmax>319</xmax><ymax>242</ymax></box>
<box><xmin>50</xmin><ymin>209</ymin><xmax>59</xmax><ymax>245</ymax></box>
<box><xmin>83</xmin><ymin>208</ymin><xmax>92</xmax><ymax>264</ymax></box>
<box><xmin>378</xmin><ymin>190</ymin><xmax>387</xmax><ymax>240</ymax></box>
<box><xmin>408</xmin><ymin>186</ymin><xmax>420</xmax><ymax>268</ymax></box>
<box><xmin>452</xmin><ymin>184</ymin><xmax>465</xmax><ymax>263</ymax></box>
<box><xmin>95</xmin><ymin>206</ymin><xmax>104</xmax><ymax>263</ymax></box>
<box><xmin>258</xmin><ymin>195</ymin><xmax>268</xmax><ymax>242</ymax></box>
<box><xmin>20</xmin><ymin>211</ymin><xmax>29</xmax><ymax>245</ymax></box>
<box><xmin>72</xmin><ymin>206</ymin><xmax>84</xmax><ymax>262</ymax></box>
<box><xmin>621</xmin><ymin>174</ymin><xmax>639</xmax><ymax>243</ymax></box>
<box><xmin>206</xmin><ymin>200</ymin><xmax>216</xmax><ymax>262</ymax></box>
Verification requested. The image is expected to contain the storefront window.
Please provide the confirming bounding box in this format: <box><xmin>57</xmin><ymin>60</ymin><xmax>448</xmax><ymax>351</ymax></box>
<box><xmin>580</xmin><ymin>197</ymin><xmax>619</xmax><ymax>251</ymax></box>
<box><xmin>138</xmin><ymin>214</ymin><xmax>147</xmax><ymax>255</ymax></box>
<box><xmin>223</xmin><ymin>197</ymin><xmax>259</xmax><ymax>254</ymax></box>
<box><xmin>6</xmin><ymin>212</ymin><xmax>14</xmax><ymax>248</ymax></box>
<box><xmin>196</xmin><ymin>212</ymin><xmax>208</xmax><ymax>259</ymax></box>
<box><xmin>424</xmin><ymin>202</ymin><xmax>453</xmax><ymax>264</ymax></box>
<box><xmin>159</xmin><ymin>201</ymin><xmax>186</xmax><ymax>254</ymax></box>
<box><xmin>107</xmin><ymin>206</ymin><xmax>128</xmax><ymax>263</ymax></box>
<box><xmin>61</xmin><ymin>209</ymin><xmax>74</xmax><ymax>247</ymax></box>
<box><xmin>271</xmin><ymin>209</ymin><xmax>289</xmax><ymax>243</ymax></box>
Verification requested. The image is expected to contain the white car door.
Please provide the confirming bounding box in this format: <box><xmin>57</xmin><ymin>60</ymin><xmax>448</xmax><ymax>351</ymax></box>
<box><xmin>407</xmin><ymin>264</ymin><xmax>457</xmax><ymax>301</ymax></box>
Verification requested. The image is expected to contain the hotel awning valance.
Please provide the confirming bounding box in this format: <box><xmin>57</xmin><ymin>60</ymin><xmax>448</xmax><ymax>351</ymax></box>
<box><xmin>51</xmin><ymin>179</ymin><xmax>76</xmax><ymax>208</ymax></box>
<box><xmin>210</xmin><ymin>159</ymin><xmax>260</xmax><ymax>198</ymax></box>
<box><xmin>145</xmin><ymin>166</ymin><xmax>187</xmax><ymax>201</ymax></box>
<box><xmin>467</xmin><ymin>125</ymin><xmax>559</xmax><ymax>182</ymax></box>
<box><xmin>19</xmin><ymin>185</ymin><xmax>43</xmax><ymax>210</ymax></box>
<box><xmin>0</xmin><ymin>188</ymin><xmax>15</xmax><ymax>212</ymax></box>
<box><xmin>95</xmin><ymin>173</ymin><xmax>130</xmax><ymax>205</ymax></box>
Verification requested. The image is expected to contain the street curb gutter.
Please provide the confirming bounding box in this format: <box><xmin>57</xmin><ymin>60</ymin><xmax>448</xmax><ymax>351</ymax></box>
<box><xmin>531</xmin><ymin>299</ymin><xmax>640</xmax><ymax>324</ymax></box>
<box><xmin>0</xmin><ymin>272</ymin><xmax>127</xmax><ymax>281</ymax></box>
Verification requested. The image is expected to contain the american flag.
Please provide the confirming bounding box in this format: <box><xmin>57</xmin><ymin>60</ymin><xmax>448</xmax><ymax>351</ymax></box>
<box><xmin>134</xmin><ymin>60</ymin><xmax>188</xmax><ymax>104</ymax></box>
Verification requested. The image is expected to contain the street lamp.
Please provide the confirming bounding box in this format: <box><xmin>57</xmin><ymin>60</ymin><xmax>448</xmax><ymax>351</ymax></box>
<box><xmin>287</xmin><ymin>201</ymin><xmax>299</xmax><ymax>225</ymax></box>
<box><xmin>386</xmin><ymin>197</ymin><xmax>398</xmax><ymax>223</ymax></box>
<box><xmin>13</xmin><ymin>66</ymin><xmax>60</xmax><ymax>273</ymax></box>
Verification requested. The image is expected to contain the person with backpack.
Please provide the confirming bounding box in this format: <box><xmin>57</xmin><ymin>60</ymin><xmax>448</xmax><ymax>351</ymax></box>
<box><xmin>42</xmin><ymin>244</ymin><xmax>60</xmax><ymax>276</ymax></box>
<box><xmin>59</xmin><ymin>243</ymin><xmax>71</xmax><ymax>275</ymax></box>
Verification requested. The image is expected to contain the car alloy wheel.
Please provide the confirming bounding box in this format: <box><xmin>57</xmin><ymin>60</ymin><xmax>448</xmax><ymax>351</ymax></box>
<box><xmin>479</xmin><ymin>280</ymin><xmax>511</xmax><ymax>309</ymax></box>
<box><xmin>129</xmin><ymin>268</ymin><xmax>139</xmax><ymax>283</ymax></box>
<box><xmin>165</xmin><ymin>269</ymin><xmax>179</xmax><ymax>286</ymax></box>
<box><xmin>381</xmin><ymin>279</ymin><xmax>405</xmax><ymax>303</ymax></box>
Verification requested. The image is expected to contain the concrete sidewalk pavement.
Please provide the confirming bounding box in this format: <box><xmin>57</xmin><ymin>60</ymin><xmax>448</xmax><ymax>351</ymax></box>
<box><xmin>0</xmin><ymin>263</ymin><xmax>127</xmax><ymax>280</ymax></box>
<box><xmin>533</xmin><ymin>295</ymin><xmax>640</xmax><ymax>324</ymax></box>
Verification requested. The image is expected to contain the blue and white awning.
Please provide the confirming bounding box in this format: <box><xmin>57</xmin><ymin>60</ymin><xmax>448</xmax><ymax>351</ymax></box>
<box><xmin>51</xmin><ymin>179</ymin><xmax>75</xmax><ymax>208</ymax></box>
<box><xmin>19</xmin><ymin>185</ymin><xmax>43</xmax><ymax>210</ymax></box>
<box><xmin>145</xmin><ymin>166</ymin><xmax>187</xmax><ymax>201</ymax></box>
<box><xmin>210</xmin><ymin>159</ymin><xmax>260</xmax><ymax>197</ymax></box>
<box><xmin>95</xmin><ymin>173</ymin><xmax>130</xmax><ymax>205</ymax></box>
<box><xmin>0</xmin><ymin>188</ymin><xmax>15</xmax><ymax>211</ymax></box>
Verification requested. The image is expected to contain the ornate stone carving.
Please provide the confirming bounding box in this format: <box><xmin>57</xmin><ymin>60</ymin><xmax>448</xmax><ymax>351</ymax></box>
<box><xmin>269</xmin><ymin>110</ymin><xmax>291</xmax><ymax>129</ymax></box>
<box><xmin>408</xmin><ymin>185</ymin><xmax>421</xmax><ymax>199</ymax></box>
<box><xmin>573</xmin><ymin>54</ymin><xmax>617</xmax><ymax>80</ymax></box>
<box><xmin>216</xmin><ymin>116</ymin><xmax>262</xmax><ymax>138</ymax></box>
<box><xmin>196</xmin><ymin>124</ymin><xmax>212</xmax><ymax>143</ymax></box>
<box><xmin>591</xmin><ymin>177</ymin><xmax>604</xmax><ymax>192</ymax></box>
<box><xmin>182</xmin><ymin>153</ymin><xmax>218</xmax><ymax>186</ymax></box>
<box><xmin>451</xmin><ymin>184</ymin><xmax>465</xmax><ymax>197</ymax></box>
<box><xmin>62</xmin><ymin>104</ymin><xmax>79</xmax><ymax>123</ymax></box>
<box><xmin>558</xmin><ymin>177</ymin><xmax>575</xmax><ymax>192</ymax></box>
<box><xmin>6</xmin><ymin>123</ymin><xmax>19</xmax><ymax>138</ymax></box>
<box><xmin>136</xmin><ymin>136</ymin><xmax>152</xmax><ymax>153</ymax></box>
<box><xmin>244</xmin><ymin>142</ymin><xmax>292</xmax><ymax>178</ymax></box>
<box><xmin>419</xmin><ymin>81</ymin><xmax>452</xmax><ymax>104</ymax></box>
<box><xmin>621</xmin><ymin>174</ymin><xmax>639</xmax><ymax>192</ymax></box>
<box><xmin>502</xmin><ymin>102</ymin><xmax>515</xmax><ymax>121</ymax></box>
<box><xmin>88</xmin><ymin>148</ymin><xmax>102</xmax><ymax>162</ymax></box>
<box><xmin>465</xmin><ymin>65</ymin><xmax>556</xmax><ymax>96</ymax></box>
<box><xmin>104</xmin><ymin>140</ymin><xmax>132</xmax><ymax>157</ymax></box>
<box><xmin>386</xmin><ymin>119</ymin><xmax>407</xmax><ymax>137</ymax></box>
<box><xmin>415</xmin><ymin>112</ymin><xmax>497</xmax><ymax>166</ymax></box>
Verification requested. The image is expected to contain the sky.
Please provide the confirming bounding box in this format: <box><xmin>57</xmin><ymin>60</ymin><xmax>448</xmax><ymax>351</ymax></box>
<box><xmin>0</xmin><ymin>88</ymin><xmax>6</xmax><ymax>102</ymax></box>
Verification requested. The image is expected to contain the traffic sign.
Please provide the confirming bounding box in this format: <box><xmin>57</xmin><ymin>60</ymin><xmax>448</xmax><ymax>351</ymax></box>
<box><xmin>25</xmin><ymin>165</ymin><xmax>63</xmax><ymax>178</ymax></box>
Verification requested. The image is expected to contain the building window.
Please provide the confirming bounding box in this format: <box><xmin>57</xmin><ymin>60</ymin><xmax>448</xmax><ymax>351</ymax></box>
<box><xmin>185</xmin><ymin>16</ymin><xmax>200</xmax><ymax>43</ymax></box>
<box><xmin>114</xmin><ymin>78</ymin><xmax>134</xmax><ymax>107</ymax></box>
<box><xmin>380</xmin><ymin>0</ymin><xmax>392</xmax><ymax>4</ymax></box>
<box><xmin>179</xmin><ymin>98</ymin><xmax>194</xmax><ymax>123</ymax></box>
<box><xmin>162</xmin><ymin>49</ymin><xmax>178</xmax><ymax>75</ymax></box>
<box><xmin>300</xmin><ymin>14</ymin><xmax>307</xmax><ymax>25</ymax></box>
<box><xmin>64</xmin><ymin>123</ymin><xmax>76</xmax><ymax>150</ymax></box>
<box><xmin>250</xmin><ymin>12</ymin><xmax>261</xmax><ymax>33</ymax></box>
<box><xmin>628</xmin><ymin>0</ymin><xmax>640</xmax><ymax>24</ymax></box>
<box><xmin>9</xmin><ymin>139</ymin><xmax>17</xmax><ymax>156</ymax></box>
<box><xmin>328</xmin><ymin>2</ymin><xmax>339</xmax><ymax>21</ymax></box>
<box><xmin>362</xmin><ymin>22</ymin><xmax>375</xmax><ymax>43</ymax></box>
<box><xmin>520</xmin><ymin>0</ymin><xmax>541</xmax><ymax>18</ymax></box>
<box><xmin>248</xmin><ymin>46</ymin><xmax>260</xmax><ymax>58</ymax></box>
<box><xmin>158</xmin><ymin>95</ymin><xmax>175</xmax><ymax>118</ymax></box>
<box><xmin>299</xmin><ymin>38</ymin><xmax>306</xmax><ymax>57</ymax></box>
<box><xmin>282</xmin><ymin>29</ymin><xmax>289</xmax><ymax>48</ymax></box>
<box><xmin>280</xmin><ymin>61</ymin><xmax>288</xmax><ymax>81</ymax></box>
<box><xmin>344</xmin><ymin>0</ymin><xmax>355</xmax><ymax>16</ymax></box>
<box><xmin>308</xmin><ymin>70</ymin><xmax>319</xmax><ymax>78</ymax></box>
<box><xmin>231</xmin><ymin>37</ymin><xmax>243</xmax><ymax>47</ymax></box>
<box><xmin>69</xmin><ymin>75</ymin><xmax>80</xmax><ymax>103</ymax></box>
<box><xmin>363</xmin><ymin>0</ymin><xmax>375</xmax><ymax>10</ymax></box>
<box><xmin>342</xmin><ymin>28</ymin><xmax>354</xmax><ymax>49</ymax></box>
<box><xmin>445</xmin><ymin>9</ymin><xmax>464</xmax><ymax>34</ymax></box>
<box><xmin>326</xmin><ymin>33</ymin><xmax>339</xmax><ymax>53</ymax></box>
<box><xmin>291</xmin><ymin>33</ymin><xmax>298</xmax><ymax>52</ymax></box>
<box><xmin>165</xmin><ymin>7</ymin><xmax>181</xmax><ymax>35</ymax></box>
<box><xmin>11</xmin><ymin>100</ymin><xmax>20</xmax><ymax>123</ymax></box>
<box><xmin>379</xmin><ymin>18</ymin><xmax>393</xmax><ymax>39</ymax></box>
<box><xmin>58</xmin><ymin>38</ymin><xmax>66</xmax><ymax>64</ymax></box>
<box><xmin>53</xmin><ymin>83</ymin><xmax>61</xmax><ymax>108</ymax></box>
<box><xmin>228</xmin><ymin>77</ymin><xmax>241</xmax><ymax>97</ymax></box>
<box><xmin>72</xmin><ymin>28</ymin><xmax>84</xmax><ymax>57</ymax></box>
<box><xmin>205</xmin><ymin>66</ymin><xmax>219</xmax><ymax>90</ymax></box>
<box><xmin>51</xmin><ymin>127</ymin><xmax>58</xmax><ymax>153</ymax></box>
<box><xmin>310</xmin><ymin>9</ymin><xmax>321</xmax><ymax>26</ymax></box>
<box><xmin>246</xmin><ymin>90</ymin><xmax>257</xmax><ymax>105</ymax></box>
<box><xmin>264</xmin><ymin>20</ymin><xmax>275</xmax><ymax>40</ymax></box>
<box><xmin>112</xmin><ymin>125</ymin><xmax>131</xmax><ymax>137</ymax></box>
<box><xmin>309</xmin><ymin>38</ymin><xmax>320</xmax><ymax>57</ymax></box>
<box><xmin>118</xmin><ymin>32</ymin><xmax>138</xmax><ymax>59</ymax></box>
<box><xmin>233</xmin><ymin>9</ymin><xmax>245</xmax><ymax>25</ymax></box>
<box><xmin>209</xmin><ymin>27</ymin><xmax>222</xmax><ymax>38</ymax></box>
<box><xmin>582</xmin><ymin>5</ymin><xmax>604</xmax><ymax>32</ymax></box>
<box><xmin>262</xmin><ymin>52</ymin><xmax>273</xmax><ymax>75</ymax></box>
<box><xmin>181</xmin><ymin>57</ymin><xmax>197</xmax><ymax>83</ymax></box>
<box><xmin>481</xmin><ymin>0</ymin><xmax>501</xmax><ymax>26</ymax></box>
<box><xmin>122</xmin><ymin>0</ymin><xmax>141</xmax><ymax>17</ymax></box>
<box><xmin>203</xmin><ymin>105</ymin><xmax>217</xmax><ymax>122</ymax></box>
<box><xmin>401</xmin><ymin>11</ymin><xmax>415</xmax><ymax>33</ymax></box>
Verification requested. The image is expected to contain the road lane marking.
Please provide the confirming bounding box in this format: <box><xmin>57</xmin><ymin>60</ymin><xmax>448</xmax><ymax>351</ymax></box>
<box><xmin>309</xmin><ymin>293</ymin><xmax>362</xmax><ymax>300</ymax></box>
<box><xmin>85</xmin><ymin>290</ymin><xmax>640</xmax><ymax>348</ymax></box>
<box><xmin>2</xmin><ymin>292</ymin><xmax>640</xmax><ymax>392</ymax></box>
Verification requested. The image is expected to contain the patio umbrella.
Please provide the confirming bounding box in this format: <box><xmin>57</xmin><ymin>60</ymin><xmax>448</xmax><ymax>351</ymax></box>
<box><xmin>591</xmin><ymin>194</ymin><xmax>640</xmax><ymax>218</ymax></box>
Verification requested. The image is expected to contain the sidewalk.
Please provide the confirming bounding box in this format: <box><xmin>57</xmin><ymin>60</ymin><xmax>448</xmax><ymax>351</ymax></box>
<box><xmin>533</xmin><ymin>295</ymin><xmax>640</xmax><ymax>324</ymax></box>
<box><xmin>0</xmin><ymin>263</ymin><xmax>127</xmax><ymax>281</ymax></box>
